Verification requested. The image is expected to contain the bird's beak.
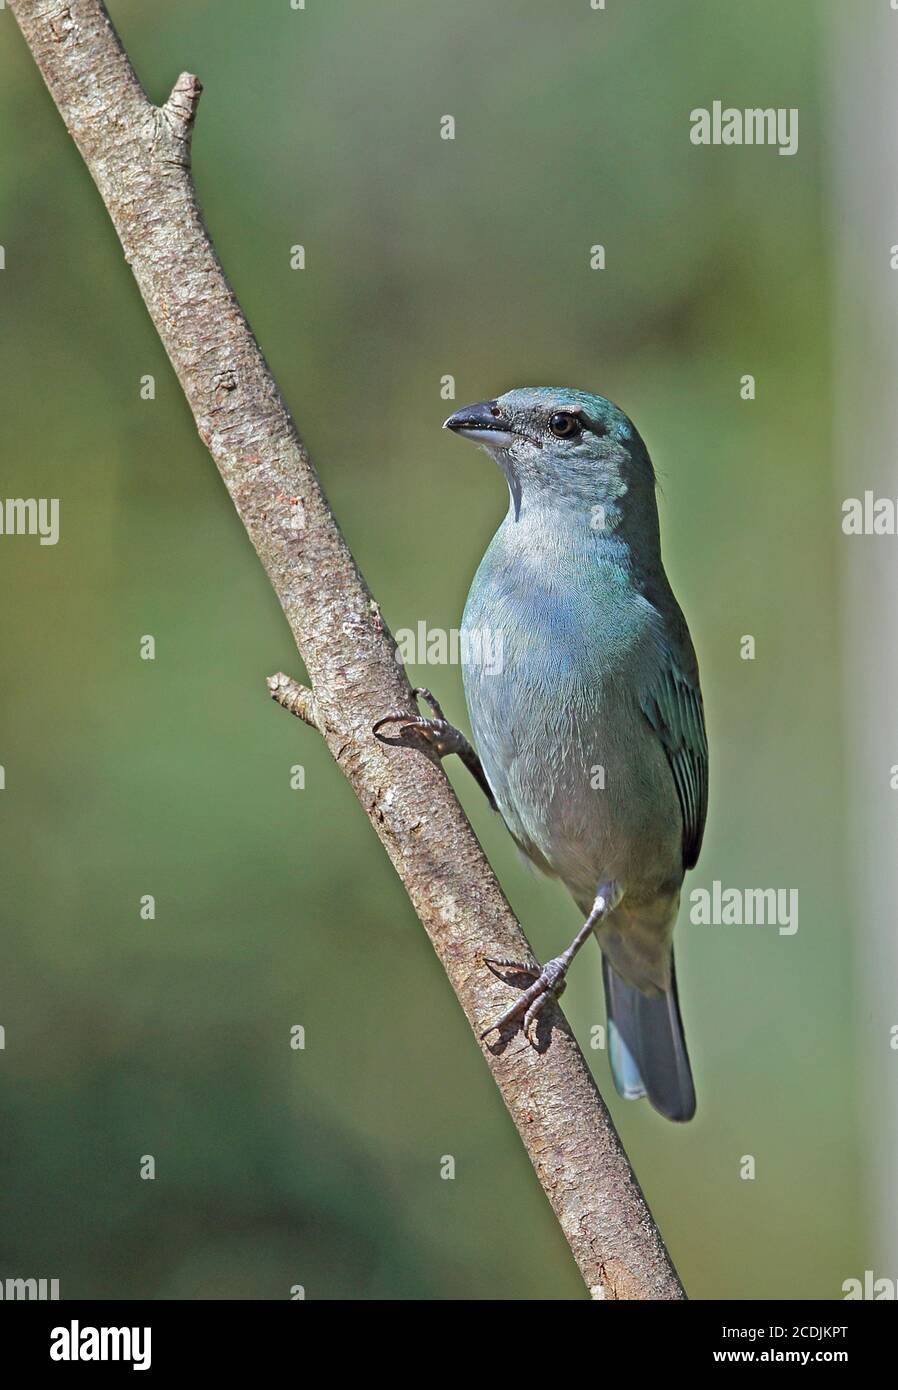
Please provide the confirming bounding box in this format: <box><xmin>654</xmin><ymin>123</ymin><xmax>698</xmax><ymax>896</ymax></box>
<box><xmin>443</xmin><ymin>400</ymin><xmax>515</xmax><ymax>449</ymax></box>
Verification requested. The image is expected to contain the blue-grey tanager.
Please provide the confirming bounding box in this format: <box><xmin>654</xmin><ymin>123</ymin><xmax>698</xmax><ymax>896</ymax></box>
<box><xmin>375</xmin><ymin>388</ymin><xmax>708</xmax><ymax>1122</ymax></box>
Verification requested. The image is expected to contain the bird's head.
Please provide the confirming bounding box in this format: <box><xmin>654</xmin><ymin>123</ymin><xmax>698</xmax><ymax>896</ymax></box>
<box><xmin>443</xmin><ymin>387</ymin><xmax>656</xmax><ymax>527</ymax></box>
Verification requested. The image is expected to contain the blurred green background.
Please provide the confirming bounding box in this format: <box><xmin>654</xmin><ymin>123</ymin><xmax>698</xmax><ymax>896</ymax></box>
<box><xmin>0</xmin><ymin>0</ymin><xmax>868</xmax><ymax>1298</ymax></box>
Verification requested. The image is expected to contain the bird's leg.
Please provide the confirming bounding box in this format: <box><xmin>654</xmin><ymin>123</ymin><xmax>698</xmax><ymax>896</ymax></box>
<box><xmin>372</xmin><ymin>687</ymin><xmax>497</xmax><ymax>809</ymax></box>
<box><xmin>482</xmin><ymin>884</ymin><xmax>621</xmax><ymax>1047</ymax></box>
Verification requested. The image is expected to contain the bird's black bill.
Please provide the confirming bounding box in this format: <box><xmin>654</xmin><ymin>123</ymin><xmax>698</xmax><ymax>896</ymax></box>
<box><xmin>443</xmin><ymin>401</ymin><xmax>514</xmax><ymax>444</ymax></box>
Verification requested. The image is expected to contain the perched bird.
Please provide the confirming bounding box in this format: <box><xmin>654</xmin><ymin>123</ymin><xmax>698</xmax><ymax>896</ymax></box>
<box><xmin>374</xmin><ymin>388</ymin><xmax>708</xmax><ymax>1122</ymax></box>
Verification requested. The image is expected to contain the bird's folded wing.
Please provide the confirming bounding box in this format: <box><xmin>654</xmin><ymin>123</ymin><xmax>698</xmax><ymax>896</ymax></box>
<box><xmin>641</xmin><ymin>665</ymin><xmax>708</xmax><ymax>870</ymax></box>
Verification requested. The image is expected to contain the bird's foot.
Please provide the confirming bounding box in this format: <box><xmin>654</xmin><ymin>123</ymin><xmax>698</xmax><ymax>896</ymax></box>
<box><xmin>372</xmin><ymin>687</ymin><xmax>459</xmax><ymax>757</ymax></box>
<box><xmin>480</xmin><ymin>954</ymin><xmax>571</xmax><ymax>1048</ymax></box>
<box><xmin>480</xmin><ymin>886</ymin><xmax>621</xmax><ymax>1049</ymax></box>
<box><xmin>372</xmin><ymin>688</ymin><xmax>497</xmax><ymax>808</ymax></box>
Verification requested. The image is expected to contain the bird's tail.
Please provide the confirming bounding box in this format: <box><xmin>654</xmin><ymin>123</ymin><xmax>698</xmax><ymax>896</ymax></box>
<box><xmin>602</xmin><ymin>954</ymin><xmax>696</xmax><ymax>1122</ymax></box>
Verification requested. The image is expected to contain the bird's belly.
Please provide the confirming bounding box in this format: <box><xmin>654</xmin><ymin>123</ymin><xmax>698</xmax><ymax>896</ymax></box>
<box><xmin>462</xmin><ymin>620</ymin><xmax>682</xmax><ymax>908</ymax></box>
<box><xmin>509</xmin><ymin>706</ymin><xmax>677</xmax><ymax>902</ymax></box>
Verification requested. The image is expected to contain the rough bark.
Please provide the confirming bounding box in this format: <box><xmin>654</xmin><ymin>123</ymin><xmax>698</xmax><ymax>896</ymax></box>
<box><xmin>8</xmin><ymin>0</ymin><xmax>686</xmax><ymax>1299</ymax></box>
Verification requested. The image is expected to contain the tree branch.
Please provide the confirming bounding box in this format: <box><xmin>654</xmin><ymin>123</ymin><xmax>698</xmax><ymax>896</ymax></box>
<box><xmin>267</xmin><ymin>672</ymin><xmax>319</xmax><ymax>731</ymax></box>
<box><xmin>9</xmin><ymin>0</ymin><xmax>685</xmax><ymax>1300</ymax></box>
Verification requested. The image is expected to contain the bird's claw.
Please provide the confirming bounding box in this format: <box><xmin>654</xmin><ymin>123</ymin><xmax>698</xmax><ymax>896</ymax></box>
<box><xmin>373</xmin><ymin>689</ymin><xmax>498</xmax><ymax>809</ymax></box>
<box><xmin>484</xmin><ymin>956</ymin><xmax>540</xmax><ymax>981</ymax></box>
<box><xmin>372</xmin><ymin>687</ymin><xmax>453</xmax><ymax>753</ymax></box>
<box><xmin>480</xmin><ymin>954</ymin><xmax>569</xmax><ymax>1048</ymax></box>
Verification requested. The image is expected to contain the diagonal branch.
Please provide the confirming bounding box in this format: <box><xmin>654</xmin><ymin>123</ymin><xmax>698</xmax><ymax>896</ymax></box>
<box><xmin>8</xmin><ymin>0</ymin><xmax>685</xmax><ymax>1299</ymax></box>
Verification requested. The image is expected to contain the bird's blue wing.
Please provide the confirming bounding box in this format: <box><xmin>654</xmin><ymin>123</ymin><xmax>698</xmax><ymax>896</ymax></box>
<box><xmin>641</xmin><ymin>664</ymin><xmax>708</xmax><ymax>870</ymax></box>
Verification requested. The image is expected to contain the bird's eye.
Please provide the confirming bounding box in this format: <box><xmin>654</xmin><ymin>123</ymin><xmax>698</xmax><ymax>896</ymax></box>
<box><xmin>549</xmin><ymin>412</ymin><xmax>581</xmax><ymax>439</ymax></box>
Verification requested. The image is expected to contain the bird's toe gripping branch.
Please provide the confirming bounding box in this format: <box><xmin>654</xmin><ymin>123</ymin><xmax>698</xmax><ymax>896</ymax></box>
<box><xmin>372</xmin><ymin>687</ymin><xmax>497</xmax><ymax>808</ymax></box>
<box><xmin>481</xmin><ymin>954</ymin><xmax>571</xmax><ymax>1047</ymax></box>
<box><xmin>372</xmin><ymin>686</ymin><xmax>454</xmax><ymax>752</ymax></box>
<box><xmin>481</xmin><ymin>884</ymin><xmax>621</xmax><ymax>1049</ymax></box>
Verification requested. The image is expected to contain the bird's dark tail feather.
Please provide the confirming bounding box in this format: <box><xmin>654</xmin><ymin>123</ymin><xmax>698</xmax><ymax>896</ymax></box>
<box><xmin>602</xmin><ymin>954</ymin><xmax>696</xmax><ymax>1122</ymax></box>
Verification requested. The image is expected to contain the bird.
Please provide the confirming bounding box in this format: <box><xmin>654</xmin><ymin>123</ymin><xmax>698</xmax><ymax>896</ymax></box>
<box><xmin>373</xmin><ymin>387</ymin><xmax>708</xmax><ymax>1122</ymax></box>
